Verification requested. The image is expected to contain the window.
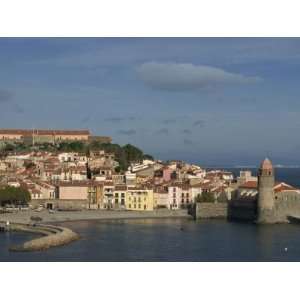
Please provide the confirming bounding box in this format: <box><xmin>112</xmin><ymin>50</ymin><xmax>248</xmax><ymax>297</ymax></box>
<box><xmin>138</xmin><ymin>204</ymin><xmax>141</xmax><ymax>209</ymax></box>
<box><xmin>134</xmin><ymin>204</ymin><xmax>136</xmax><ymax>209</ymax></box>
<box><xmin>129</xmin><ymin>204</ymin><xmax>131</xmax><ymax>208</ymax></box>
<box><xmin>144</xmin><ymin>205</ymin><xmax>146</xmax><ymax>210</ymax></box>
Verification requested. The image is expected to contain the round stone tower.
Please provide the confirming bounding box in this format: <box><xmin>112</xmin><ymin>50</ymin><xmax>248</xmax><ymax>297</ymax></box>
<box><xmin>257</xmin><ymin>158</ymin><xmax>275</xmax><ymax>223</ymax></box>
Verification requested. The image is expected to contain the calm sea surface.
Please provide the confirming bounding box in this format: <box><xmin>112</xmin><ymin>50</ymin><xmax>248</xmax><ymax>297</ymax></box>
<box><xmin>2</xmin><ymin>218</ymin><xmax>300</xmax><ymax>262</ymax></box>
<box><xmin>1</xmin><ymin>168</ymin><xmax>300</xmax><ymax>262</ymax></box>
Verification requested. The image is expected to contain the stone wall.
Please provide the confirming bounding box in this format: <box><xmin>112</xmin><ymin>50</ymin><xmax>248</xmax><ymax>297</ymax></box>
<box><xmin>195</xmin><ymin>202</ymin><xmax>228</xmax><ymax>219</ymax></box>
<box><xmin>30</xmin><ymin>199</ymin><xmax>88</xmax><ymax>210</ymax></box>
<box><xmin>228</xmin><ymin>199</ymin><xmax>257</xmax><ymax>222</ymax></box>
<box><xmin>255</xmin><ymin>191</ymin><xmax>300</xmax><ymax>223</ymax></box>
<box><xmin>264</xmin><ymin>196</ymin><xmax>300</xmax><ymax>223</ymax></box>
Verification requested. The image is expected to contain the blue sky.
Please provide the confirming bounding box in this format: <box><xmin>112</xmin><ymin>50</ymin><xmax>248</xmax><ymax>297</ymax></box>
<box><xmin>1</xmin><ymin>38</ymin><xmax>300</xmax><ymax>166</ymax></box>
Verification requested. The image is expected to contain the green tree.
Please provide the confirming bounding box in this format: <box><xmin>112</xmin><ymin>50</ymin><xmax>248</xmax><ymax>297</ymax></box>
<box><xmin>195</xmin><ymin>192</ymin><xmax>215</xmax><ymax>203</ymax></box>
<box><xmin>0</xmin><ymin>186</ymin><xmax>31</xmax><ymax>207</ymax></box>
<box><xmin>123</xmin><ymin>144</ymin><xmax>143</xmax><ymax>163</ymax></box>
<box><xmin>58</xmin><ymin>141</ymin><xmax>86</xmax><ymax>152</ymax></box>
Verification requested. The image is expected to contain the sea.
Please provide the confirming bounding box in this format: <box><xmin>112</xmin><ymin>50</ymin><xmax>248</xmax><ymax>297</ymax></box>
<box><xmin>1</xmin><ymin>167</ymin><xmax>300</xmax><ymax>262</ymax></box>
<box><xmin>210</xmin><ymin>167</ymin><xmax>300</xmax><ymax>188</ymax></box>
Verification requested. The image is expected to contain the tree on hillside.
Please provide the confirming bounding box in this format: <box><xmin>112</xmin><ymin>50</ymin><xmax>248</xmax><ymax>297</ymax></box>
<box><xmin>58</xmin><ymin>141</ymin><xmax>86</xmax><ymax>152</ymax></box>
<box><xmin>123</xmin><ymin>144</ymin><xmax>143</xmax><ymax>163</ymax></box>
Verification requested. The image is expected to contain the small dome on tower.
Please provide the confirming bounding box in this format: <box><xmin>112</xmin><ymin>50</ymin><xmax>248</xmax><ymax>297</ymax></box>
<box><xmin>260</xmin><ymin>158</ymin><xmax>273</xmax><ymax>170</ymax></box>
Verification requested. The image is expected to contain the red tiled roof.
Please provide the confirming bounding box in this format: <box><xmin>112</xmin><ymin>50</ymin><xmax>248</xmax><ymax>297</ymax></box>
<box><xmin>239</xmin><ymin>180</ymin><xmax>258</xmax><ymax>189</ymax></box>
<box><xmin>274</xmin><ymin>182</ymin><xmax>296</xmax><ymax>193</ymax></box>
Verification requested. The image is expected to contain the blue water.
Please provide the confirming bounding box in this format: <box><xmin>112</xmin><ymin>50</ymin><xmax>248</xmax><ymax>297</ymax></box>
<box><xmin>1</xmin><ymin>218</ymin><xmax>300</xmax><ymax>262</ymax></box>
<box><xmin>214</xmin><ymin>167</ymin><xmax>300</xmax><ymax>188</ymax></box>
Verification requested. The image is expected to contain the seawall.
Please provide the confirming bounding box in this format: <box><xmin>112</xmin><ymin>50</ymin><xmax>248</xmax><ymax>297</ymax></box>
<box><xmin>0</xmin><ymin>222</ymin><xmax>79</xmax><ymax>251</ymax></box>
<box><xmin>194</xmin><ymin>202</ymin><xmax>228</xmax><ymax>219</ymax></box>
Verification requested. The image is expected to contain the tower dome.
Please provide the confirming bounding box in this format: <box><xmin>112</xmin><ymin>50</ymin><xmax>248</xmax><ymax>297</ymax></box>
<box><xmin>260</xmin><ymin>158</ymin><xmax>273</xmax><ymax>170</ymax></box>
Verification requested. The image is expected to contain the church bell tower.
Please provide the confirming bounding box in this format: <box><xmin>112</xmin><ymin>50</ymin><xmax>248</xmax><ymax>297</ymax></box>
<box><xmin>257</xmin><ymin>158</ymin><xmax>275</xmax><ymax>223</ymax></box>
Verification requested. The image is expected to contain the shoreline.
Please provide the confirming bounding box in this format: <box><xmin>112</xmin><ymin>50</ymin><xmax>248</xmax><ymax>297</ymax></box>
<box><xmin>0</xmin><ymin>209</ymin><xmax>191</xmax><ymax>225</ymax></box>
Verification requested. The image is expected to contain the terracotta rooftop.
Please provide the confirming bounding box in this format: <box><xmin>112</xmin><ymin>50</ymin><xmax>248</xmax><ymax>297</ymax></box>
<box><xmin>239</xmin><ymin>180</ymin><xmax>258</xmax><ymax>189</ymax></box>
<box><xmin>274</xmin><ymin>182</ymin><xmax>297</xmax><ymax>193</ymax></box>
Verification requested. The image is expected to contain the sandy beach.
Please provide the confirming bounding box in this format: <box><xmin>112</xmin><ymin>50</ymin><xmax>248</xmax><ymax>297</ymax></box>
<box><xmin>0</xmin><ymin>209</ymin><xmax>191</xmax><ymax>224</ymax></box>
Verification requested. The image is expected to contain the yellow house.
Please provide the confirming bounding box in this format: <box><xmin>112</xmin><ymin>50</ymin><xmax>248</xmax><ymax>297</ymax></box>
<box><xmin>126</xmin><ymin>187</ymin><xmax>154</xmax><ymax>211</ymax></box>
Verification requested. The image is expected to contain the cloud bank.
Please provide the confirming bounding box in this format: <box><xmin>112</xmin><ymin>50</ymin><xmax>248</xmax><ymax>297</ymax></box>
<box><xmin>137</xmin><ymin>62</ymin><xmax>262</xmax><ymax>91</ymax></box>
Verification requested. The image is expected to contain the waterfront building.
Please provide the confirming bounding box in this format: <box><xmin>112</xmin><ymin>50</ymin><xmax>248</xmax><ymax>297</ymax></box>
<box><xmin>189</xmin><ymin>184</ymin><xmax>203</xmax><ymax>201</ymax></box>
<box><xmin>35</xmin><ymin>181</ymin><xmax>56</xmax><ymax>199</ymax></box>
<box><xmin>154</xmin><ymin>186</ymin><xmax>169</xmax><ymax>208</ymax></box>
<box><xmin>55</xmin><ymin>181</ymin><xmax>103</xmax><ymax>210</ymax></box>
<box><xmin>167</xmin><ymin>183</ymin><xmax>191</xmax><ymax>209</ymax></box>
<box><xmin>114</xmin><ymin>185</ymin><xmax>127</xmax><ymax>209</ymax></box>
<box><xmin>87</xmin><ymin>183</ymin><xmax>103</xmax><ymax>209</ymax></box>
<box><xmin>58</xmin><ymin>181</ymin><xmax>90</xmax><ymax>200</ymax></box>
<box><xmin>102</xmin><ymin>181</ymin><xmax>115</xmax><ymax>209</ymax></box>
<box><xmin>126</xmin><ymin>187</ymin><xmax>154</xmax><ymax>211</ymax></box>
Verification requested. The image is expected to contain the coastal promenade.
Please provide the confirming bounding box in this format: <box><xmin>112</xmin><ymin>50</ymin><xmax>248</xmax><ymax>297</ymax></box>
<box><xmin>0</xmin><ymin>209</ymin><xmax>190</xmax><ymax>224</ymax></box>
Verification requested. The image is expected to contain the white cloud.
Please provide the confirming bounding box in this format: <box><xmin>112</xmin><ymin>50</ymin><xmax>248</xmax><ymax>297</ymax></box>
<box><xmin>137</xmin><ymin>62</ymin><xmax>262</xmax><ymax>91</ymax></box>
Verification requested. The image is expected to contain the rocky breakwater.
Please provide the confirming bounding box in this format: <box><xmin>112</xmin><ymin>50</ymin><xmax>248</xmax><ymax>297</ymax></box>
<box><xmin>1</xmin><ymin>222</ymin><xmax>79</xmax><ymax>251</ymax></box>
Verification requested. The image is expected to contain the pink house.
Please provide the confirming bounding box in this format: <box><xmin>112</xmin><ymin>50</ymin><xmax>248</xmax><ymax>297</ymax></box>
<box><xmin>162</xmin><ymin>167</ymin><xmax>173</xmax><ymax>182</ymax></box>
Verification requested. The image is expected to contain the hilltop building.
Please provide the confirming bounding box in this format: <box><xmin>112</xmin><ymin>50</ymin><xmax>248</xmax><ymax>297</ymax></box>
<box><xmin>0</xmin><ymin>128</ymin><xmax>111</xmax><ymax>145</ymax></box>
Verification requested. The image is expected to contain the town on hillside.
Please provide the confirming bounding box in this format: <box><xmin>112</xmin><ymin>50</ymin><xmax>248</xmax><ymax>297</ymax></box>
<box><xmin>0</xmin><ymin>128</ymin><xmax>298</xmax><ymax>215</ymax></box>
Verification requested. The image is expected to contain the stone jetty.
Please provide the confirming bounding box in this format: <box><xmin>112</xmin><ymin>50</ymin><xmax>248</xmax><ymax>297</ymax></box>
<box><xmin>0</xmin><ymin>222</ymin><xmax>79</xmax><ymax>251</ymax></box>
